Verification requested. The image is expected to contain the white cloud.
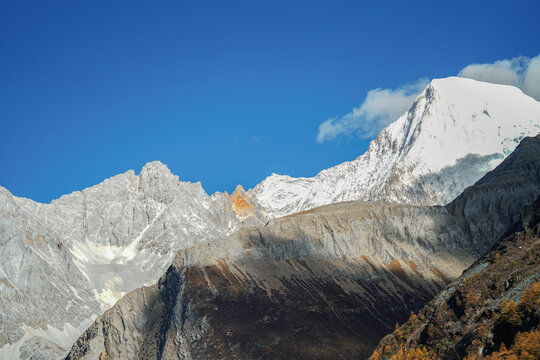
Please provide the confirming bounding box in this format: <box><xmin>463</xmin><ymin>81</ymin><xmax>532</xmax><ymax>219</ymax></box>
<box><xmin>316</xmin><ymin>53</ymin><xmax>540</xmax><ymax>144</ymax></box>
<box><xmin>316</xmin><ymin>79</ymin><xmax>428</xmax><ymax>143</ymax></box>
<box><xmin>458</xmin><ymin>54</ymin><xmax>540</xmax><ymax>101</ymax></box>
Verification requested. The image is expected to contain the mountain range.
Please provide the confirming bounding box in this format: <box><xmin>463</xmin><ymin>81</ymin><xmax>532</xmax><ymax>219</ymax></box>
<box><xmin>65</xmin><ymin>134</ymin><xmax>540</xmax><ymax>359</ymax></box>
<box><xmin>1</xmin><ymin>77</ymin><xmax>539</xmax><ymax>359</ymax></box>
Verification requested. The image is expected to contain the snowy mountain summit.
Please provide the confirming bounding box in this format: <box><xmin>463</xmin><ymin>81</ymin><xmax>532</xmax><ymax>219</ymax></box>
<box><xmin>250</xmin><ymin>77</ymin><xmax>540</xmax><ymax>218</ymax></box>
<box><xmin>1</xmin><ymin>77</ymin><xmax>540</xmax><ymax>360</ymax></box>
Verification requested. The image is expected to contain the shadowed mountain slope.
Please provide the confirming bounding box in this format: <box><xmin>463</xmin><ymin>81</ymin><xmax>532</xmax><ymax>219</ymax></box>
<box><xmin>370</xmin><ymin>195</ymin><xmax>540</xmax><ymax>360</ymax></box>
<box><xmin>66</xmin><ymin>136</ymin><xmax>540</xmax><ymax>359</ymax></box>
<box><xmin>1</xmin><ymin>78</ymin><xmax>539</xmax><ymax>360</ymax></box>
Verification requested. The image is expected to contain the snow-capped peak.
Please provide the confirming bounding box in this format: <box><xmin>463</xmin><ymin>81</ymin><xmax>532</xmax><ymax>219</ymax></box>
<box><xmin>249</xmin><ymin>77</ymin><xmax>540</xmax><ymax>218</ymax></box>
<box><xmin>1</xmin><ymin>76</ymin><xmax>539</xmax><ymax>360</ymax></box>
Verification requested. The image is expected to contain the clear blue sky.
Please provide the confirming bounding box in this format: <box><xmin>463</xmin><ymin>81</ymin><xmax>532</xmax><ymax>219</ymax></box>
<box><xmin>1</xmin><ymin>0</ymin><xmax>539</xmax><ymax>202</ymax></box>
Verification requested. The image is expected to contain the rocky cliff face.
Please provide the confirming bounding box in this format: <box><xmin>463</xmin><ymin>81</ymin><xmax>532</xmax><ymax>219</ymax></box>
<box><xmin>66</xmin><ymin>136</ymin><xmax>540</xmax><ymax>359</ymax></box>
<box><xmin>370</xmin><ymin>195</ymin><xmax>540</xmax><ymax>360</ymax></box>
<box><xmin>250</xmin><ymin>77</ymin><xmax>540</xmax><ymax>218</ymax></box>
<box><xmin>1</xmin><ymin>78</ymin><xmax>539</xmax><ymax>360</ymax></box>
<box><xmin>0</xmin><ymin>162</ymin><xmax>263</xmax><ymax>359</ymax></box>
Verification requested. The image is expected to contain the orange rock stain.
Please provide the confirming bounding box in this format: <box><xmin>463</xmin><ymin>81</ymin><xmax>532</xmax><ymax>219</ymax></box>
<box><xmin>231</xmin><ymin>188</ymin><xmax>254</xmax><ymax>217</ymax></box>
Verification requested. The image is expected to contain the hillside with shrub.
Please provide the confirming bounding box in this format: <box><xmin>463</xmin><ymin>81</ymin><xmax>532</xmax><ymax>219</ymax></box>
<box><xmin>371</xmin><ymin>196</ymin><xmax>540</xmax><ymax>360</ymax></box>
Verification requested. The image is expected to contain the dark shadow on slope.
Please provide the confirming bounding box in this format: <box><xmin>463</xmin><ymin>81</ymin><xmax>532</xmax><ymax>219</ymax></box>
<box><xmin>66</xmin><ymin>136</ymin><xmax>540</xmax><ymax>360</ymax></box>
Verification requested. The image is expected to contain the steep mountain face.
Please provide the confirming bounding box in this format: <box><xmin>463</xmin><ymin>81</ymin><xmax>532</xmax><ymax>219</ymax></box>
<box><xmin>370</xmin><ymin>195</ymin><xmax>540</xmax><ymax>360</ymax></box>
<box><xmin>66</xmin><ymin>136</ymin><xmax>540</xmax><ymax>359</ymax></box>
<box><xmin>250</xmin><ymin>77</ymin><xmax>540</xmax><ymax>219</ymax></box>
<box><xmin>0</xmin><ymin>163</ymin><xmax>262</xmax><ymax>359</ymax></box>
<box><xmin>1</xmin><ymin>78</ymin><xmax>539</xmax><ymax>360</ymax></box>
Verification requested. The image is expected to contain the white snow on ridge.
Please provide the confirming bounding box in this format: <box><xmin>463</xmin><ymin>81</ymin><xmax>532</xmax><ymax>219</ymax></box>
<box><xmin>1</xmin><ymin>76</ymin><xmax>540</xmax><ymax>359</ymax></box>
<box><xmin>249</xmin><ymin>77</ymin><xmax>540</xmax><ymax>218</ymax></box>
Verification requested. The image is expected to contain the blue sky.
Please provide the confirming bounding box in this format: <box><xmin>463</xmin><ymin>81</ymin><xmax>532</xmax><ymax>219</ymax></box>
<box><xmin>1</xmin><ymin>0</ymin><xmax>539</xmax><ymax>202</ymax></box>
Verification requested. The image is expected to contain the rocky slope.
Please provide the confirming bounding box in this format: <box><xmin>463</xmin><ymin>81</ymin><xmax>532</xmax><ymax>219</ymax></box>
<box><xmin>370</xmin><ymin>195</ymin><xmax>540</xmax><ymax>360</ymax></box>
<box><xmin>249</xmin><ymin>77</ymin><xmax>540</xmax><ymax>218</ymax></box>
<box><xmin>0</xmin><ymin>163</ymin><xmax>263</xmax><ymax>359</ymax></box>
<box><xmin>65</xmin><ymin>136</ymin><xmax>540</xmax><ymax>359</ymax></box>
<box><xmin>1</xmin><ymin>77</ymin><xmax>539</xmax><ymax>359</ymax></box>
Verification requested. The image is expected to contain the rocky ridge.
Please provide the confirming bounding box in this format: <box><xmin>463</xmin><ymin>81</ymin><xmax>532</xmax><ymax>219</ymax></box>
<box><xmin>249</xmin><ymin>77</ymin><xmax>540</xmax><ymax>218</ymax></box>
<box><xmin>1</xmin><ymin>78</ymin><xmax>539</xmax><ymax>359</ymax></box>
<box><xmin>0</xmin><ymin>163</ymin><xmax>263</xmax><ymax>359</ymax></box>
<box><xmin>66</xmin><ymin>136</ymin><xmax>540</xmax><ymax>359</ymax></box>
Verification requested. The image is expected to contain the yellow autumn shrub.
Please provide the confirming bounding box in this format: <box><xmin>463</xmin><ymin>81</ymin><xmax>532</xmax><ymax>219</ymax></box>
<box><xmin>520</xmin><ymin>282</ymin><xmax>540</xmax><ymax>307</ymax></box>
<box><xmin>512</xmin><ymin>329</ymin><xmax>540</xmax><ymax>359</ymax></box>
<box><xmin>501</xmin><ymin>300</ymin><xmax>521</xmax><ymax>325</ymax></box>
<box><xmin>389</xmin><ymin>345</ymin><xmax>438</xmax><ymax>360</ymax></box>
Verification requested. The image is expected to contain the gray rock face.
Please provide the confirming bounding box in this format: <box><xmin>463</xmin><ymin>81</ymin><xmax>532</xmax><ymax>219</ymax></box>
<box><xmin>0</xmin><ymin>187</ymin><xmax>100</xmax><ymax>359</ymax></box>
<box><xmin>66</xmin><ymin>137</ymin><xmax>540</xmax><ymax>359</ymax></box>
<box><xmin>1</xmin><ymin>77</ymin><xmax>538</xmax><ymax>359</ymax></box>
<box><xmin>0</xmin><ymin>162</ymin><xmax>262</xmax><ymax>359</ymax></box>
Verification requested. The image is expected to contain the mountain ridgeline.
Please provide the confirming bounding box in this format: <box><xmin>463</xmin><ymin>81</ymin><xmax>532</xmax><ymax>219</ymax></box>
<box><xmin>66</xmin><ymin>136</ymin><xmax>540</xmax><ymax>359</ymax></box>
<box><xmin>249</xmin><ymin>77</ymin><xmax>540</xmax><ymax>218</ymax></box>
<box><xmin>0</xmin><ymin>77</ymin><xmax>539</xmax><ymax>360</ymax></box>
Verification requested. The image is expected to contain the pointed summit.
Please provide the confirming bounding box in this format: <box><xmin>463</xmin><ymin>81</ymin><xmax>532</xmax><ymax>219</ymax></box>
<box><xmin>139</xmin><ymin>160</ymin><xmax>173</xmax><ymax>178</ymax></box>
<box><xmin>251</xmin><ymin>78</ymin><xmax>540</xmax><ymax>218</ymax></box>
<box><xmin>230</xmin><ymin>184</ymin><xmax>254</xmax><ymax>219</ymax></box>
<box><xmin>138</xmin><ymin>161</ymin><xmax>180</xmax><ymax>203</ymax></box>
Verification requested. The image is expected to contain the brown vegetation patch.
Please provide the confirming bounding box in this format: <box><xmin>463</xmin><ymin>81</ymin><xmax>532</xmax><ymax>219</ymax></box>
<box><xmin>429</xmin><ymin>267</ymin><xmax>451</xmax><ymax>285</ymax></box>
<box><xmin>362</xmin><ymin>255</ymin><xmax>377</xmax><ymax>269</ymax></box>
<box><xmin>284</xmin><ymin>208</ymin><xmax>315</xmax><ymax>218</ymax></box>
<box><xmin>389</xmin><ymin>259</ymin><xmax>403</xmax><ymax>272</ymax></box>
<box><xmin>387</xmin><ymin>259</ymin><xmax>416</xmax><ymax>289</ymax></box>
<box><xmin>408</xmin><ymin>261</ymin><xmax>424</xmax><ymax>278</ymax></box>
